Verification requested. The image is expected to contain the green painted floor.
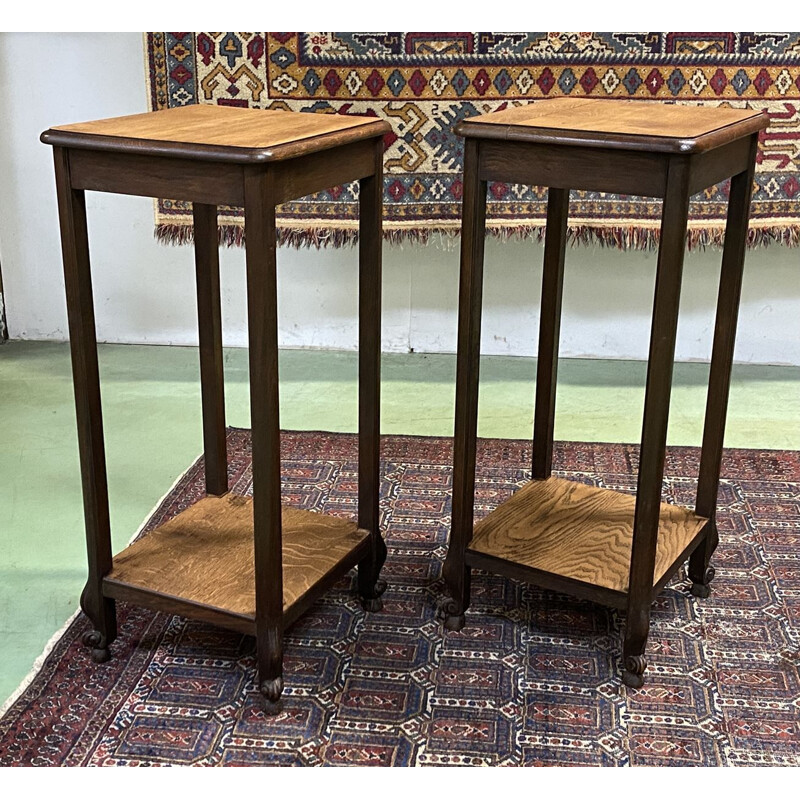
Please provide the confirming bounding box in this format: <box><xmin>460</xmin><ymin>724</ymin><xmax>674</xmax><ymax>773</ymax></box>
<box><xmin>1</xmin><ymin>340</ymin><xmax>798</xmax><ymax>707</ymax></box>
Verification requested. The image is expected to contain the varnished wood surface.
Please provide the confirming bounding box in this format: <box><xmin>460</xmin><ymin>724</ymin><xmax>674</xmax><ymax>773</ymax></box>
<box><xmin>624</xmin><ymin>154</ymin><xmax>692</xmax><ymax>663</ymax></box>
<box><xmin>479</xmin><ymin>140</ymin><xmax>668</xmax><ymax>197</ymax></box>
<box><xmin>356</xmin><ymin>139</ymin><xmax>387</xmax><ymax>601</ymax></box>
<box><xmin>532</xmin><ymin>187</ymin><xmax>569</xmax><ymax>480</ymax></box>
<box><xmin>103</xmin><ymin>580</ymin><xmax>257</xmax><ymax>636</ymax></box>
<box><xmin>271</xmin><ymin>138</ymin><xmax>376</xmax><ymax>205</ymax></box>
<box><xmin>456</xmin><ymin>97</ymin><xmax>767</xmax><ymax>154</ymax></box>
<box><xmin>445</xmin><ymin>105</ymin><xmax>761</xmax><ymax>684</ymax></box>
<box><xmin>442</xmin><ymin>137</ymin><xmax>487</xmax><ymax>619</ymax></box>
<box><xmin>107</xmin><ymin>494</ymin><xmax>370</xmax><ymax>616</ymax></box>
<box><xmin>687</xmin><ymin>136</ymin><xmax>753</xmax><ymax>196</ymax></box>
<box><xmin>695</xmin><ymin>136</ymin><xmax>760</xmax><ymax>522</ymax></box>
<box><xmin>42</xmin><ymin>104</ymin><xmax>390</xmax><ymax>163</ymax></box>
<box><xmin>53</xmin><ymin>147</ymin><xmax>117</xmax><ymax>647</ymax></box>
<box><xmin>65</xmin><ymin>137</ymin><xmax>380</xmax><ymax>209</ymax></box>
<box><xmin>68</xmin><ymin>148</ymin><xmax>245</xmax><ymax>205</ymax></box>
<box><xmin>193</xmin><ymin>203</ymin><xmax>227</xmax><ymax>496</ymax></box>
<box><xmin>44</xmin><ymin>105</ymin><xmax>386</xmax><ymax>704</ymax></box>
<box><xmin>243</xmin><ymin>165</ymin><xmax>284</xmax><ymax>685</ymax></box>
<box><xmin>690</xmin><ymin>133</ymin><xmax>760</xmax><ymax>587</ymax></box>
<box><xmin>468</xmin><ymin>477</ymin><xmax>707</xmax><ymax>593</ymax></box>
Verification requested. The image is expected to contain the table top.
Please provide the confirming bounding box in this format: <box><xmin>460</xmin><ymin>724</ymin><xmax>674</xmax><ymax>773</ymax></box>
<box><xmin>41</xmin><ymin>104</ymin><xmax>390</xmax><ymax>163</ymax></box>
<box><xmin>455</xmin><ymin>97</ymin><xmax>768</xmax><ymax>154</ymax></box>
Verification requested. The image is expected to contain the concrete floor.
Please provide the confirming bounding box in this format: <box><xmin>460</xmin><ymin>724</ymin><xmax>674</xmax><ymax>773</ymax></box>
<box><xmin>1</xmin><ymin>340</ymin><xmax>798</xmax><ymax>707</ymax></box>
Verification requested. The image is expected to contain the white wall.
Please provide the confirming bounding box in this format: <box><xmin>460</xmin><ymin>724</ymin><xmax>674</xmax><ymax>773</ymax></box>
<box><xmin>1</xmin><ymin>33</ymin><xmax>798</xmax><ymax>365</ymax></box>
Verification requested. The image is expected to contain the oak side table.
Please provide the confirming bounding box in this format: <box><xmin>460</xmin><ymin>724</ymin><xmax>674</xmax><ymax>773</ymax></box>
<box><xmin>441</xmin><ymin>98</ymin><xmax>768</xmax><ymax>688</ymax></box>
<box><xmin>41</xmin><ymin>104</ymin><xmax>390</xmax><ymax>713</ymax></box>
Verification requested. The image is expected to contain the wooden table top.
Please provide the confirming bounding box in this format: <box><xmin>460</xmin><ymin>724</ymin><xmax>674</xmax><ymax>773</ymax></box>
<box><xmin>41</xmin><ymin>104</ymin><xmax>390</xmax><ymax>163</ymax></box>
<box><xmin>455</xmin><ymin>97</ymin><xmax>768</xmax><ymax>154</ymax></box>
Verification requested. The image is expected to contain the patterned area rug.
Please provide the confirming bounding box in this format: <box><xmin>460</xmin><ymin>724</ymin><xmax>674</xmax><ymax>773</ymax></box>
<box><xmin>146</xmin><ymin>32</ymin><xmax>800</xmax><ymax>249</ymax></box>
<box><xmin>1</xmin><ymin>430</ymin><xmax>799</xmax><ymax>766</ymax></box>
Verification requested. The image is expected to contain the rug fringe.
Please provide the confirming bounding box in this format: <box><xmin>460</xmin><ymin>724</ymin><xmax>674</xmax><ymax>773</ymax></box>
<box><xmin>154</xmin><ymin>222</ymin><xmax>800</xmax><ymax>251</ymax></box>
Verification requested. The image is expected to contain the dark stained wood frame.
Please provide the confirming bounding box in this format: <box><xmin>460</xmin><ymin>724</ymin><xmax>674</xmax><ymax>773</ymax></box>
<box><xmin>443</xmin><ymin>119</ymin><xmax>766</xmax><ymax>689</ymax></box>
<box><xmin>46</xmin><ymin>126</ymin><xmax>388</xmax><ymax>713</ymax></box>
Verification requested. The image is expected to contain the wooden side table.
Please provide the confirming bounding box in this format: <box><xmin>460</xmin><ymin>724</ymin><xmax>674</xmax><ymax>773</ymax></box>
<box><xmin>41</xmin><ymin>104</ymin><xmax>390</xmax><ymax>712</ymax></box>
<box><xmin>441</xmin><ymin>98</ymin><xmax>768</xmax><ymax>688</ymax></box>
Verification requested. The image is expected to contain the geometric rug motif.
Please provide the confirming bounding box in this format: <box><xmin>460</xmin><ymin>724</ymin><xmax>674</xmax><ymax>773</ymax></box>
<box><xmin>1</xmin><ymin>430</ymin><xmax>798</xmax><ymax>765</ymax></box>
<box><xmin>146</xmin><ymin>32</ymin><xmax>800</xmax><ymax>249</ymax></box>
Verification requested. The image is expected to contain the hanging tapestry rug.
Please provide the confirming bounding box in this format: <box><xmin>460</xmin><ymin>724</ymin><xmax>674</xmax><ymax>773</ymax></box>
<box><xmin>146</xmin><ymin>32</ymin><xmax>800</xmax><ymax>249</ymax></box>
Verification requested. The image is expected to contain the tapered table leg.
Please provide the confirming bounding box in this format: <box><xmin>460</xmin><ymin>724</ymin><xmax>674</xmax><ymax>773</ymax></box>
<box><xmin>53</xmin><ymin>147</ymin><xmax>117</xmax><ymax>663</ymax></box>
<box><xmin>690</xmin><ymin>134</ymin><xmax>759</xmax><ymax>598</ymax></box>
<box><xmin>532</xmin><ymin>187</ymin><xmax>570</xmax><ymax>481</ymax></box>
<box><xmin>193</xmin><ymin>203</ymin><xmax>227</xmax><ymax>496</ymax></box>
<box><xmin>441</xmin><ymin>138</ymin><xmax>487</xmax><ymax>630</ymax></box>
<box><xmin>244</xmin><ymin>168</ymin><xmax>284</xmax><ymax>714</ymax></box>
<box><xmin>357</xmin><ymin>140</ymin><xmax>388</xmax><ymax>611</ymax></box>
<box><xmin>623</xmin><ymin>156</ymin><xmax>691</xmax><ymax>688</ymax></box>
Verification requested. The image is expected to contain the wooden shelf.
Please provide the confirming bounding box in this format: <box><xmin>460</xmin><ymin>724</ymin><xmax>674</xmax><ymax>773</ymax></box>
<box><xmin>467</xmin><ymin>477</ymin><xmax>707</xmax><ymax>596</ymax></box>
<box><xmin>104</xmin><ymin>494</ymin><xmax>369</xmax><ymax>627</ymax></box>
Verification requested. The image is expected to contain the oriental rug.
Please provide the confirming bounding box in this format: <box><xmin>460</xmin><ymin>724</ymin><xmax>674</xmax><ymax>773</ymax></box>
<box><xmin>145</xmin><ymin>32</ymin><xmax>800</xmax><ymax>249</ymax></box>
<box><xmin>1</xmin><ymin>430</ymin><xmax>799</xmax><ymax>766</ymax></box>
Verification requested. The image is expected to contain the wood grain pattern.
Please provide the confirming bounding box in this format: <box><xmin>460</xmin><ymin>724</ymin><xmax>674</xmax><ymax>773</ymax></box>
<box><xmin>103</xmin><ymin>580</ymin><xmax>257</xmax><ymax>635</ymax></box>
<box><xmin>43</xmin><ymin>104</ymin><xmax>390</xmax><ymax>163</ymax></box>
<box><xmin>43</xmin><ymin>106</ymin><xmax>387</xmax><ymax>703</ymax></box>
<box><xmin>445</xmin><ymin>104</ymin><xmax>760</xmax><ymax>686</ymax></box>
<box><xmin>468</xmin><ymin>477</ymin><xmax>707</xmax><ymax>593</ymax></box>
<box><xmin>457</xmin><ymin>97</ymin><xmax>767</xmax><ymax>154</ymax></box>
<box><xmin>463</xmin><ymin>97</ymin><xmax>762</xmax><ymax>137</ymax></box>
<box><xmin>107</xmin><ymin>494</ymin><xmax>370</xmax><ymax>616</ymax></box>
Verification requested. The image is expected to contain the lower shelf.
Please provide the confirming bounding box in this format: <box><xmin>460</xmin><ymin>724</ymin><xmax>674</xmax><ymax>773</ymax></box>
<box><xmin>104</xmin><ymin>493</ymin><xmax>370</xmax><ymax>624</ymax></box>
<box><xmin>467</xmin><ymin>477</ymin><xmax>707</xmax><ymax>596</ymax></box>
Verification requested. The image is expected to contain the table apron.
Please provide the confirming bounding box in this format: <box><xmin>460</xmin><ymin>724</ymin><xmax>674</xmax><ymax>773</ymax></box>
<box><xmin>103</xmin><ymin>577</ymin><xmax>256</xmax><ymax>636</ymax></box>
<box><xmin>477</xmin><ymin>136</ymin><xmax>755</xmax><ymax>201</ymax></box>
<box><xmin>465</xmin><ymin>549</ymin><xmax>629</xmax><ymax>609</ymax></box>
<box><xmin>478</xmin><ymin>140</ymin><xmax>669</xmax><ymax>197</ymax></box>
<box><xmin>68</xmin><ymin>148</ymin><xmax>246</xmax><ymax>205</ymax></box>
<box><xmin>67</xmin><ymin>137</ymin><xmax>380</xmax><ymax>208</ymax></box>
<box><xmin>270</xmin><ymin>138</ymin><xmax>379</xmax><ymax>206</ymax></box>
<box><xmin>687</xmin><ymin>135</ymin><xmax>754</xmax><ymax>195</ymax></box>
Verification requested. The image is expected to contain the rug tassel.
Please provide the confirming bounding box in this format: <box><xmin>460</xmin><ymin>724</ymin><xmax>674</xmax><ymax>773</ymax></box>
<box><xmin>154</xmin><ymin>223</ymin><xmax>800</xmax><ymax>251</ymax></box>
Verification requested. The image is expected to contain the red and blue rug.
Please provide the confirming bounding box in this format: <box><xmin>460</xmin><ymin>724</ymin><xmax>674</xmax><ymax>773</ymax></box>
<box><xmin>146</xmin><ymin>32</ymin><xmax>800</xmax><ymax>249</ymax></box>
<box><xmin>1</xmin><ymin>430</ymin><xmax>798</xmax><ymax>765</ymax></box>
